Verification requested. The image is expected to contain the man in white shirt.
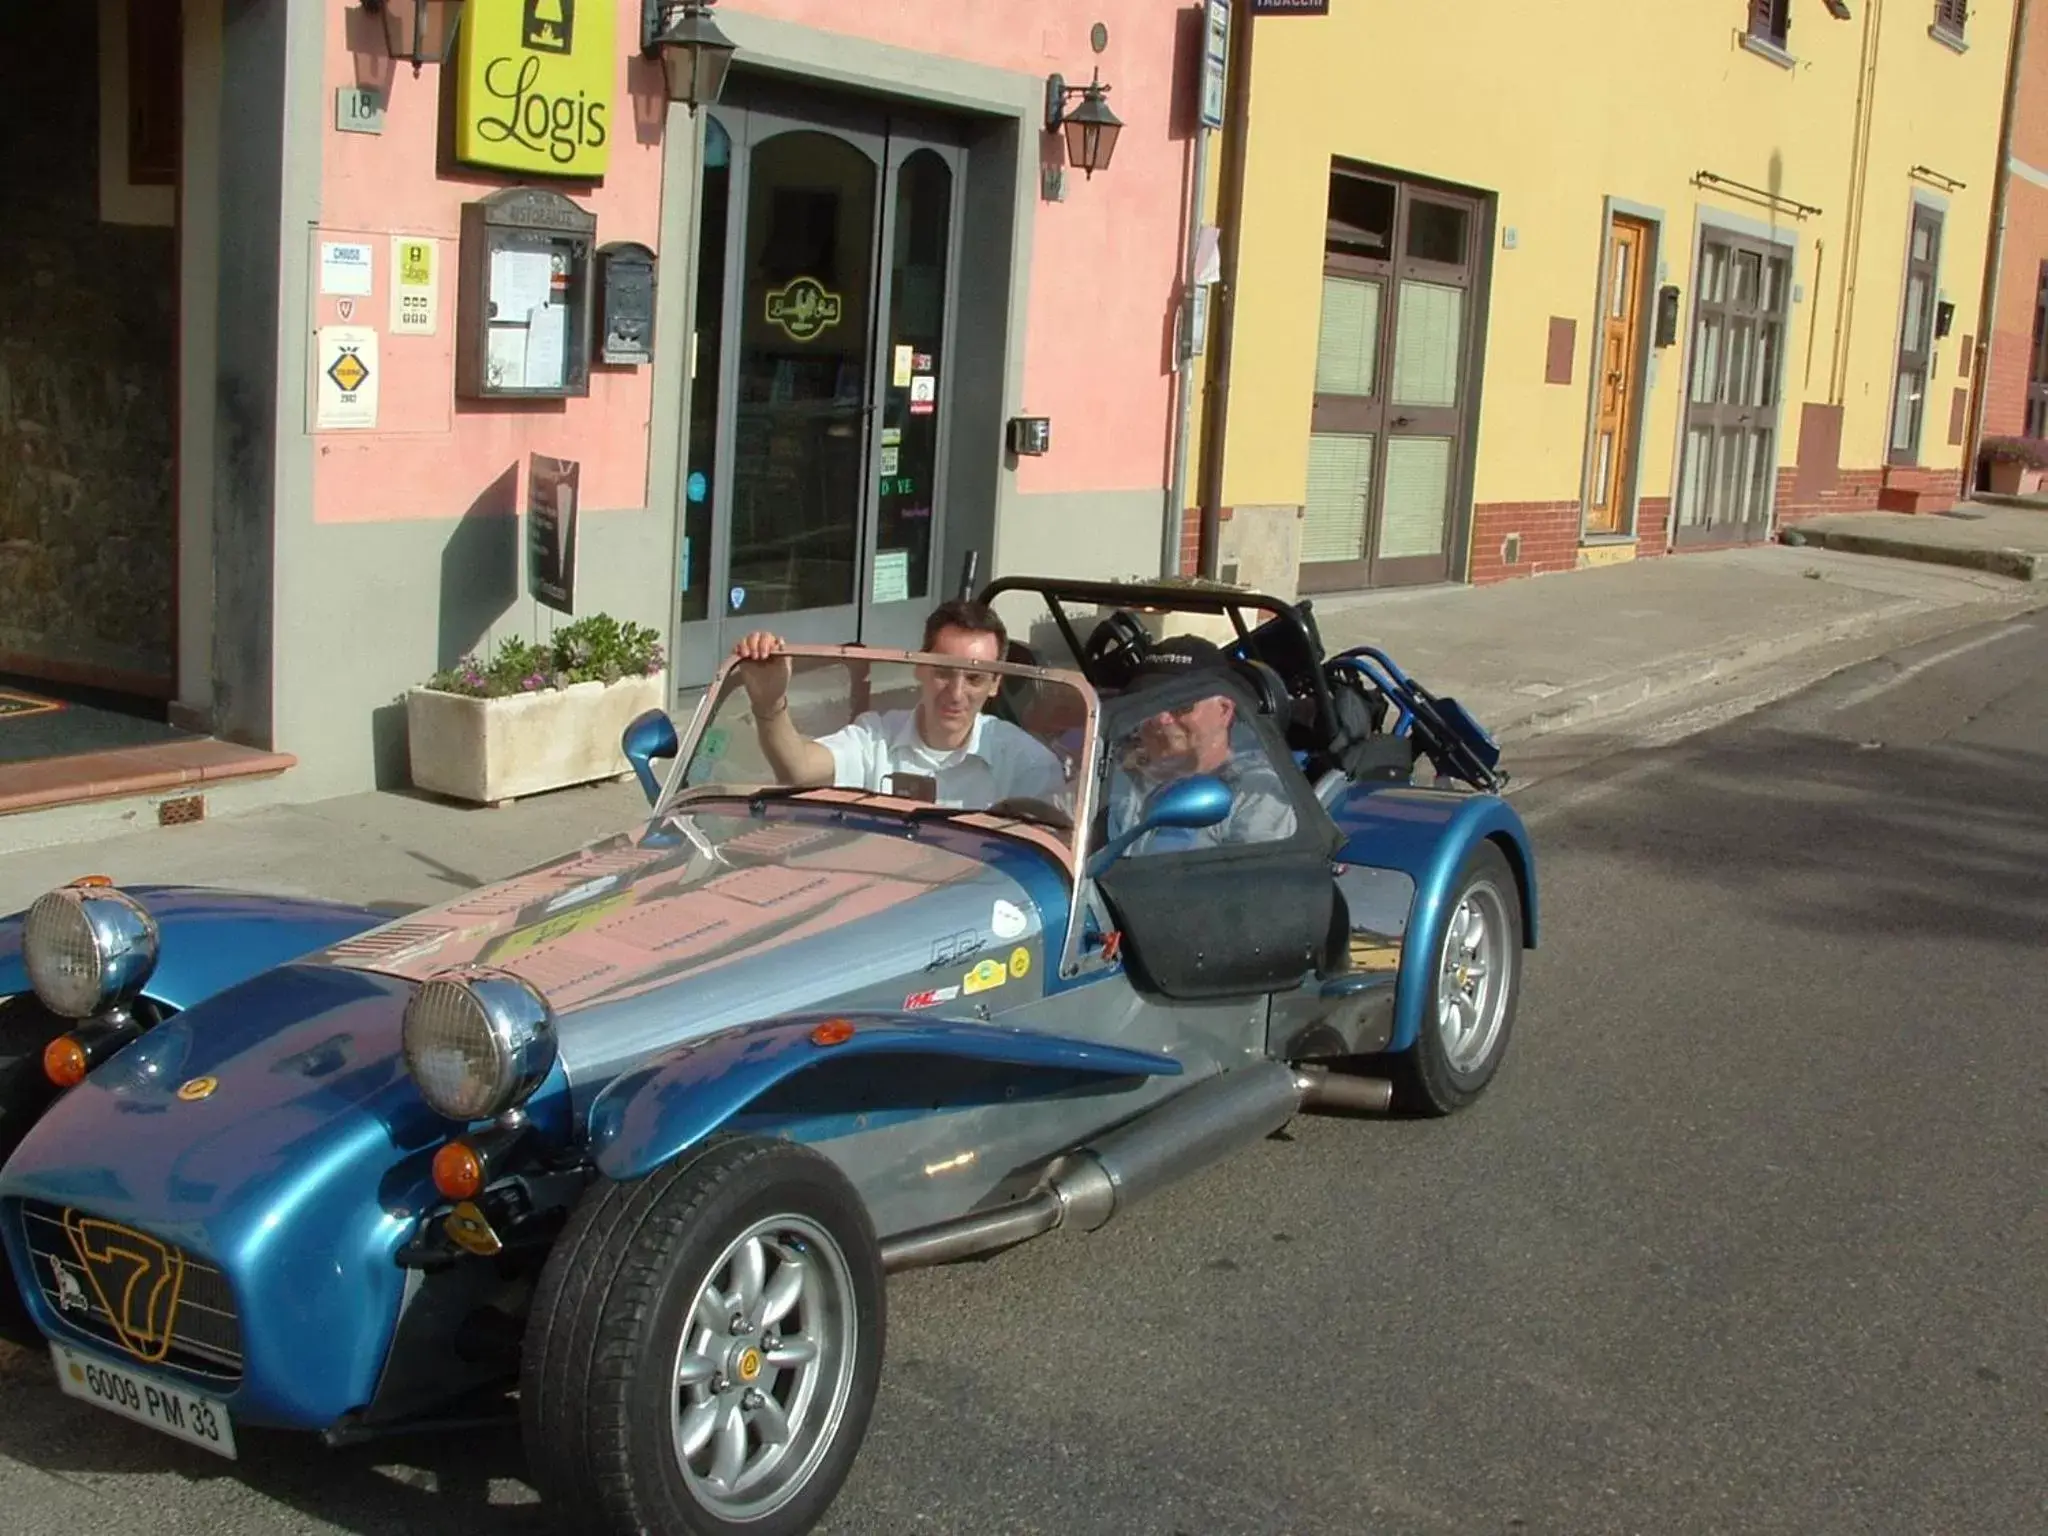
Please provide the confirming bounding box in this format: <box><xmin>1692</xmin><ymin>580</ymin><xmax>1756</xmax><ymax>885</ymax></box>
<box><xmin>730</xmin><ymin>600</ymin><xmax>1070</xmax><ymax>812</ymax></box>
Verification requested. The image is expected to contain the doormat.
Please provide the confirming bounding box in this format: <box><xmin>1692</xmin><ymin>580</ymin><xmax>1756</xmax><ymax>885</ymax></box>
<box><xmin>0</xmin><ymin>678</ymin><xmax>191</xmax><ymax>765</ymax></box>
<box><xmin>0</xmin><ymin>690</ymin><xmax>64</xmax><ymax>720</ymax></box>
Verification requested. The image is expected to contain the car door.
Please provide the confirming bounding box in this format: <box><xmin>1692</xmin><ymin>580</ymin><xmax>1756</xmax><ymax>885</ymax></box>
<box><xmin>1089</xmin><ymin>669</ymin><xmax>1344</xmax><ymax>1001</ymax></box>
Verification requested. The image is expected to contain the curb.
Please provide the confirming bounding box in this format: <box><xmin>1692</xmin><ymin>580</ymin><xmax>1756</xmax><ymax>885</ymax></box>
<box><xmin>1779</xmin><ymin>525</ymin><xmax>2045</xmax><ymax>582</ymax></box>
<box><xmin>1482</xmin><ymin>597</ymin><xmax>1944</xmax><ymax>743</ymax></box>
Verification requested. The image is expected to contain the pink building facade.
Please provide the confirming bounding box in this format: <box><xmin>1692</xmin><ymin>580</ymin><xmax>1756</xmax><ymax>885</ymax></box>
<box><xmin>104</xmin><ymin>0</ymin><xmax>1197</xmax><ymax>811</ymax></box>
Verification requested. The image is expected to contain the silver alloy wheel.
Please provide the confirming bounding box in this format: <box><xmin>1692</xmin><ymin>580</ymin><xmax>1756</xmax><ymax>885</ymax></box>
<box><xmin>669</xmin><ymin>1213</ymin><xmax>858</xmax><ymax>1522</ymax></box>
<box><xmin>1435</xmin><ymin>878</ymin><xmax>1512</xmax><ymax>1075</ymax></box>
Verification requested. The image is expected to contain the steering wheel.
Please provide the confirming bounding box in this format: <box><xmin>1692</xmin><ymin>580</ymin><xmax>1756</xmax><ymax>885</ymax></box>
<box><xmin>1081</xmin><ymin>610</ymin><xmax>1153</xmax><ymax>690</ymax></box>
<box><xmin>984</xmin><ymin>797</ymin><xmax>1075</xmax><ymax>832</ymax></box>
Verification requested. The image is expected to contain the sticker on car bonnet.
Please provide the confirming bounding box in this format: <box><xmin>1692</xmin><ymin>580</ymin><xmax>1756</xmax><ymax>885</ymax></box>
<box><xmin>990</xmin><ymin>899</ymin><xmax>1028</xmax><ymax>940</ymax></box>
<box><xmin>961</xmin><ymin>958</ymin><xmax>1007</xmax><ymax>995</ymax></box>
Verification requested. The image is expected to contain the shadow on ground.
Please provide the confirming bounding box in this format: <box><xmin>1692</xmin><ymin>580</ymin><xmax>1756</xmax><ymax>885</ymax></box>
<box><xmin>1515</xmin><ymin>720</ymin><xmax>2048</xmax><ymax>949</ymax></box>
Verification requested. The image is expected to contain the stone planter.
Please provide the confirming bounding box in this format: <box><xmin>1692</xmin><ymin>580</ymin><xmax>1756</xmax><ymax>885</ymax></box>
<box><xmin>1984</xmin><ymin>457</ymin><xmax>2046</xmax><ymax>496</ymax></box>
<box><xmin>406</xmin><ymin>671</ymin><xmax>668</xmax><ymax>805</ymax></box>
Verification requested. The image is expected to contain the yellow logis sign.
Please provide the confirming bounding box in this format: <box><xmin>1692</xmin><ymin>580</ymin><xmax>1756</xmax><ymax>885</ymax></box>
<box><xmin>455</xmin><ymin>0</ymin><xmax>615</xmax><ymax>178</ymax></box>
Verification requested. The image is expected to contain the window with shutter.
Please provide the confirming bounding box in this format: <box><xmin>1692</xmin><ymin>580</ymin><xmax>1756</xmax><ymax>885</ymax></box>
<box><xmin>1932</xmin><ymin>0</ymin><xmax>1968</xmax><ymax>40</ymax></box>
<box><xmin>1748</xmin><ymin>0</ymin><xmax>1790</xmax><ymax>48</ymax></box>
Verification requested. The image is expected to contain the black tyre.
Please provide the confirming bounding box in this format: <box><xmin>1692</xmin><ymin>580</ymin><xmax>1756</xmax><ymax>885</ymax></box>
<box><xmin>521</xmin><ymin>1136</ymin><xmax>885</xmax><ymax>1536</ymax></box>
<box><xmin>1393</xmin><ymin>841</ymin><xmax>1523</xmax><ymax>1116</ymax></box>
<box><xmin>0</xmin><ymin>995</ymin><xmax>67</xmax><ymax>1344</ymax></box>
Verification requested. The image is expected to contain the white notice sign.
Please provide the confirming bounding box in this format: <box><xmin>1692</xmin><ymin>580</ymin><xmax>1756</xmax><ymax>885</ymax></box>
<box><xmin>315</xmin><ymin>325</ymin><xmax>379</xmax><ymax>430</ymax></box>
<box><xmin>390</xmin><ymin>235</ymin><xmax>439</xmax><ymax>335</ymax></box>
<box><xmin>873</xmin><ymin>548</ymin><xmax>910</xmax><ymax>605</ymax></box>
<box><xmin>320</xmin><ymin>241</ymin><xmax>374</xmax><ymax>297</ymax></box>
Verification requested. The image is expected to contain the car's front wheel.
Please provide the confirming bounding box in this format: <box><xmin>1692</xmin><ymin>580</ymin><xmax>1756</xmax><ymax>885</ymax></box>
<box><xmin>1394</xmin><ymin>840</ymin><xmax>1523</xmax><ymax>1115</ymax></box>
<box><xmin>521</xmin><ymin>1135</ymin><xmax>885</xmax><ymax>1536</ymax></box>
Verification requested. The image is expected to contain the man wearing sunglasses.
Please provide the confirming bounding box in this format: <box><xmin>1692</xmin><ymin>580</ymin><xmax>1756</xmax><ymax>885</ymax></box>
<box><xmin>1108</xmin><ymin>635</ymin><xmax>1299</xmax><ymax>854</ymax></box>
<box><xmin>731</xmin><ymin>599</ymin><xmax>1069</xmax><ymax>812</ymax></box>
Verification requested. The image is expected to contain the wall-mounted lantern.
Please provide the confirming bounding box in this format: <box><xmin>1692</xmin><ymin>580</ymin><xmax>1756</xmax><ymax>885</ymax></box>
<box><xmin>641</xmin><ymin>0</ymin><xmax>738</xmax><ymax>109</ymax></box>
<box><xmin>1045</xmin><ymin>67</ymin><xmax>1123</xmax><ymax>180</ymax></box>
<box><xmin>360</xmin><ymin>0</ymin><xmax>465</xmax><ymax>72</ymax></box>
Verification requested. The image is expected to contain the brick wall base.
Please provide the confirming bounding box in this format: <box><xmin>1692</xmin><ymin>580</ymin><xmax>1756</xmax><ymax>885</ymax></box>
<box><xmin>1469</xmin><ymin>501</ymin><xmax>1581</xmax><ymax>584</ymax></box>
<box><xmin>1185</xmin><ymin>459</ymin><xmax>1961</xmax><ymax>598</ymax></box>
<box><xmin>1636</xmin><ymin>497</ymin><xmax>1672</xmax><ymax>555</ymax></box>
<box><xmin>1776</xmin><ymin>463</ymin><xmax>1962</xmax><ymax>522</ymax></box>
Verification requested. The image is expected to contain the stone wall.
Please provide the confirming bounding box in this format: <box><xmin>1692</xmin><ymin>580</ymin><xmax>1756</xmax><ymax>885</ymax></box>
<box><xmin>0</xmin><ymin>1</ymin><xmax>176</xmax><ymax>690</ymax></box>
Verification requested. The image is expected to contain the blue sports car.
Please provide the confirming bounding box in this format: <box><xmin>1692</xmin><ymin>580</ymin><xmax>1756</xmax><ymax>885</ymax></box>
<box><xmin>0</xmin><ymin>579</ymin><xmax>1535</xmax><ymax>1535</ymax></box>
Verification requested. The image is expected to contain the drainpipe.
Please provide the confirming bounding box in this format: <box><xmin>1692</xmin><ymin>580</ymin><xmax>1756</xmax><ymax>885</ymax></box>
<box><xmin>1964</xmin><ymin>0</ymin><xmax>2032</xmax><ymax>494</ymax></box>
<box><xmin>1829</xmin><ymin>0</ymin><xmax>1884</xmax><ymax>406</ymax></box>
<box><xmin>1162</xmin><ymin>28</ymin><xmax>1214</xmax><ymax>577</ymax></box>
<box><xmin>1192</xmin><ymin>0</ymin><xmax>1255</xmax><ymax>580</ymax></box>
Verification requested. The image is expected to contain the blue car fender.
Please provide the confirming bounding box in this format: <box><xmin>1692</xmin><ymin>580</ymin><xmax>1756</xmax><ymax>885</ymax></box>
<box><xmin>587</xmin><ymin>1013</ymin><xmax>1185</xmax><ymax>1183</ymax></box>
<box><xmin>1327</xmin><ymin>787</ymin><xmax>1538</xmax><ymax>1054</ymax></box>
<box><xmin>0</xmin><ymin>885</ymin><xmax>388</xmax><ymax>1012</ymax></box>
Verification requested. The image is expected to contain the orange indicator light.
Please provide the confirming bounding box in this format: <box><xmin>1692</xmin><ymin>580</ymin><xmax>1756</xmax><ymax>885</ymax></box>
<box><xmin>809</xmin><ymin>1019</ymin><xmax>857</xmax><ymax>1047</ymax></box>
<box><xmin>432</xmin><ymin>1141</ymin><xmax>485</xmax><ymax>1201</ymax></box>
<box><xmin>43</xmin><ymin>1037</ymin><xmax>89</xmax><ymax>1089</ymax></box>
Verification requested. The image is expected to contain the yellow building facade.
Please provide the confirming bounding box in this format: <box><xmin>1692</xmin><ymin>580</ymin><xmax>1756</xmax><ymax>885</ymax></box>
<box><xmin>1188</xmin><ymin>0</ymin><xmax>2014</xmax><ymax>592</ymax></box>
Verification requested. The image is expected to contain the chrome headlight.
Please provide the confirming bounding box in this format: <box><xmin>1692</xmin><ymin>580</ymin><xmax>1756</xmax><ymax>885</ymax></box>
<box><xmin>22</xmin><ymin>884</ymin><xmax>160</xmax><ymax>1019</ymax></box>
<box><xmin>402</xmin><ymin>967</ymin><xmax>557</xmax><ymax>1122</ymax></box>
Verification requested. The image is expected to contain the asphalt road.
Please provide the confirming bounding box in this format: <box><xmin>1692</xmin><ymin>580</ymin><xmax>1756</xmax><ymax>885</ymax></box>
<box><xmin>1</xmin><ymin>609</ymin><xmax>2044</xmax><ymax>1535</ymax></box>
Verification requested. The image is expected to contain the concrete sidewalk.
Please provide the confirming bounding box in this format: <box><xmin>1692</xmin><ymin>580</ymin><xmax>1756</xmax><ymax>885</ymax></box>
<box><xmin>0</xmin><ymin>543</ymin><xmax>2038</xmax><ymax>913</ymax></box>
<box><xmin>1780</xmin><ymin>501</ymin><xmax>2048</xmax><ymax>582</ymax></box>
<box><xmin>1309</xmin><ymin>541</ymin><xmax>2039</xmax><ymax>740</ymax></box>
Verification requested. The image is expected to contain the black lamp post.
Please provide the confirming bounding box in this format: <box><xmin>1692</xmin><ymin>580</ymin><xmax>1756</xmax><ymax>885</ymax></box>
<box><xmin>1045</xmin><ymin>67</ymin><xmax>1124</xmax><ymax>179</ymax></box>
<box><xmin>362</xmin><ymin>0</ymin><xmax>465</xmax><ymax>72</ymax></box>
<box><xmin>641</xmin><ymin>0</ymin><xmax>738</xmax><ymax>110</ymax></box>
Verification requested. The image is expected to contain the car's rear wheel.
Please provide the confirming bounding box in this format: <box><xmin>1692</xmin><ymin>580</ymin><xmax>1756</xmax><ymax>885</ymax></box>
<box><xmin>1394</xmin><ymin>841</ymin><xmax>1522</xmax><ymax>1116</ymax></box>
<box><xmin>0</xmin><ymin>995</ymin><xmax>67</xmax><ymax>1344</ymax></box>
<box><xmin>521</xmin><ymin>1135</ymin><xmax>885</xmax><ymax>1536</ymax></box>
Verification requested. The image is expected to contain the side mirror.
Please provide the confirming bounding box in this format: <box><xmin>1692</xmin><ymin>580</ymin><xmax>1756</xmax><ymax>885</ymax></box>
<box><xmin>1085</xmin><ymin>772</ymin><xmax>1231</xmax><ymax>877</ymax></box>
<box><xmin>621</xmin><ymin>708</ymin><xmax>679</xmax><ymax>806</ymax></box>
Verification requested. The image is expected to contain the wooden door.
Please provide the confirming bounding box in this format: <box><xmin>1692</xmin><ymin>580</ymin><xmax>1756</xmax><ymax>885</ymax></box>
<box><xmin>1672</xmin><ymin>229</ymin><xmax>1790</xmax><ymax>546</ymax></box>
<box><xmin>1587</xmin><ymin>217</ymin><xmax>1650</xmax><ymax>535</ymax></box>
<box><xmin>1300</xmin><ymin>169</ymin><xmax>1480</xmax><ymax>593</ymax></box>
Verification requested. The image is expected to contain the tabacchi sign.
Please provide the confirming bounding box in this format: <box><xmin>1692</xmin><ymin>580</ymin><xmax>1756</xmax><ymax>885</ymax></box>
<box><xmin>455</xmin><ymin>0</ymin><xmax>615</xmax><ymax>179</ymax></box>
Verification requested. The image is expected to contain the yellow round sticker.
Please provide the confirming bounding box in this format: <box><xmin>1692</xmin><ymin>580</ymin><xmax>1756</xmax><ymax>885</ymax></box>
<box><xmin>1009</xmin><ymin>947</ymin><xmax>1031</xmax><ymax>979</ymax></box>
<box><xmin>176</xmin><ymin>1076</ymin><xmax>219</xmax><ymax>1102</ymax></box>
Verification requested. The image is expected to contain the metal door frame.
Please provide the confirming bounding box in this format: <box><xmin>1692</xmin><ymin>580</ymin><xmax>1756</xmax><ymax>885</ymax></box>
<box><xmin>859</xmin><ymin>127</ymin><xmax>969</xmax><ymax>650</ymax></box>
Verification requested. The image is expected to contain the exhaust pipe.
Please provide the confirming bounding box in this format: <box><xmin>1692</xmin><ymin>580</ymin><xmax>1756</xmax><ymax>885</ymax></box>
<box><xmin>879</xmin><ymin>1061</ymin><xmax>1393</xmax><ymax>1273</ymax></box>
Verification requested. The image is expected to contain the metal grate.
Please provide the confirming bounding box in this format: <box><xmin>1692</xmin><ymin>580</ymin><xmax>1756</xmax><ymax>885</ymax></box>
<box><xmin>17</xmin><ymin>1201</ymin><xmax>244</xmax><ymax>1384</ymax></box>
<box><xmin>157</xmin><ymin>795</ymin><xmax>205</xmax><ymax>826</ymax></box>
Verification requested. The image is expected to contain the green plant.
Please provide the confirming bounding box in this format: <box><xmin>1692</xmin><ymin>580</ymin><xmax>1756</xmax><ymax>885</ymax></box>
<box><xmin>425</xmin><ymin>614</ymin><xmax>666</xmax><ymax>699</ymax></box>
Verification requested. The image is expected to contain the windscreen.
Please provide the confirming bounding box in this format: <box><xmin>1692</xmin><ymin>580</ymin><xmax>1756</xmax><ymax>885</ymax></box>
<box><xmin>667</xmin><ymin>650</ymin><xmax>1093</xmax><ymax>841</ymax></box>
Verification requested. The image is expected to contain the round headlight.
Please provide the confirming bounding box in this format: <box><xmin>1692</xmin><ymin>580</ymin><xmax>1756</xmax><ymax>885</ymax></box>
<box><xmin>22</xmin><ymin>886</ymin><xmax>159</xmax><ymax>1020</ymax></box>
<box><xmin>402</xmin><ymin>967</ymin><xmax>557</xmax><ymax>1122</ymax></box>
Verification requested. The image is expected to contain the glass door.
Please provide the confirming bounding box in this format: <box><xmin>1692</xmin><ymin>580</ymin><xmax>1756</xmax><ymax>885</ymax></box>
<box><xmin>1886</xmin><ymin>205</ymin><xmax>1943</xmax><ymax>467</ymax></box>
<box><xmin>864</xmin><ymin>139</ymin><xmax>963</xmax><ymax>643</ymax></box>
<box><xmin>673</xmin><ymin>96</ymin><xmax>964</xmax><ymax>686</ymax></box>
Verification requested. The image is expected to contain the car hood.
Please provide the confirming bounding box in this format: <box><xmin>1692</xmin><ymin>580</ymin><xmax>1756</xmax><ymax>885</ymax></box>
<box><xmin>312</xmin><ymin>802</ymin><xmax>1074</xmax><ymax>1091</ymax></box>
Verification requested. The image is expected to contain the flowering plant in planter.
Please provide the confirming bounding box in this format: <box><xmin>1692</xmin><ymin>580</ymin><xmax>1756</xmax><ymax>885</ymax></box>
<box><xmin>408</xmin><ymin>615</ymin><xmax>670</xmax><ymax>806</ymax></box>
<box><xmin>1978</xmin><ymin>435</ymin><xmax>2048</xmax><ymax>496</ymax></box>
<box><xmin>425</xmin><ymin>615</ymin><xmax>666</xmax><ymax>698</ymax></box>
